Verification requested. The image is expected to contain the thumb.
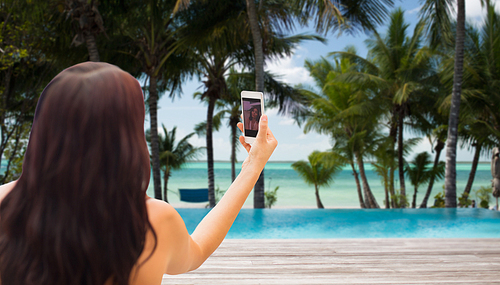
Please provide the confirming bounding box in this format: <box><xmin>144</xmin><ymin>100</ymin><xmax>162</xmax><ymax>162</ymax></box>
<box><xmin>257</xmin><ymin>114</ymin><xmax>268</xmax><ymax>140</ymax></box>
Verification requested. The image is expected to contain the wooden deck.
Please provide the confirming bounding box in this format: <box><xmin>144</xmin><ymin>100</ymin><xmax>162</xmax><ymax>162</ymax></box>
<box><xmin>162</xmin><ymin>238</ymin><xmax>500</xmax><ymax>284</ymax></box>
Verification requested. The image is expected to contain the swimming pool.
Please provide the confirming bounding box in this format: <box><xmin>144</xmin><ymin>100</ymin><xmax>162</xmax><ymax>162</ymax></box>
<box><xmin>176</xmin><ymin>208</ymin><xmax>500</xmax><ymax>239</ymax></box>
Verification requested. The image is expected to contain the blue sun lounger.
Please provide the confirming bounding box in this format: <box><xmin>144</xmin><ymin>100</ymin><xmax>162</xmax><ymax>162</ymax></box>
<box><xmin>179</xmin><ymin>188</ymin><xmax>209</xmax><ymax>203</ymax></box>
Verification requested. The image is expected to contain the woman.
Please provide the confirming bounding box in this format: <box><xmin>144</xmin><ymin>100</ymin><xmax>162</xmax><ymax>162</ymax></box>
<box><xmin>246</xmin><ymin>106</ymin><xmax>260</xmax><ymax>131</ymax></box>
<box><xmin>0</xmin><ymin>62</ymin><xmax>277</xmax><ymax>285</ymax></box>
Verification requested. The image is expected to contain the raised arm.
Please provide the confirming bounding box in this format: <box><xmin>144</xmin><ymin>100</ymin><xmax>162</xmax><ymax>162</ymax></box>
<box><xmin>164</xmin><ymin>114</ymin><xmax>277</xmax><ymax>274</ymax></box>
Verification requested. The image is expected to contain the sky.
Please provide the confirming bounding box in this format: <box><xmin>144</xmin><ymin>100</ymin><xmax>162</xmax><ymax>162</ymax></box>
<box><xmin>148</xmin><ymin>0</ymin><xmax>498</xmax><ymax>162</ymax></box>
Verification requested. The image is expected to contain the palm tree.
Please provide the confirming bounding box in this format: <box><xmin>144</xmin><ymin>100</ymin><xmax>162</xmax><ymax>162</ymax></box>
<box><xmin>292</xmin><ymin>151</ymin><xmax>342</xmax><ymax>208</ymax></box>
<box><xmin>372</xmin><ymin>137</ymin><xmax>397</xmax><ymax>208</ymax></box>
<box><xmin>245</xmin><ymin>0</ymin><xmax>394</xmax><ymax>209</ymax></box>
<box><xmin>63</xmin><ymin>0</ymin><xmax>106</xmax><ymax>61</ymax></box>
<box><xmin>193</xmin><ymin>89</ymin><xmax>240</xmax><ymax>183</ymax></box>
<box><xmin>454</xmin><ymin>6</ymin><xmax>500</xmax><ymax>198</ymax></box>
<box><xmin>419</xmin><ymin>126</ymin><xmax>447</xmax><ymax>208</ymax></box>
<box><xmin>184</xmin><ymin>0</ymin><xmax>321</xmax><ymax>207</ymax></box>
<box><xmin>302</xmin><ymin>54</ymin><xmax>382</xmax><ymax>208</ymax></box>
<box><xmin>147</xmin><ymin>125</ymin><xmax>202</xmax><ymax>202</ymax></box>
<box><xmin>372</xmin><ymin>136</ymin><xmax>422</xmax><ymax>208</ymax></box>
<box><xmin>217</xmin><ymin>97</ymin><xmax>241</xmax><ymax>183</ymax></box>
<box><xmin>182</xmin><ymin>0</ymin><xmax>256</xmax><ymax>207</ymax></box>
<box><xmin>443</xmin><ymin>0</ymin><xmax>465</xmax><ymax>208</ymax></box>
<box><xmin>419</xmin><ymin>0</ymin><xmax>455</xmax><ymax>50</ymax></box>
<box><xmin>333</xmin><ymin>9</ymin><xmax>435</xmax><ymax>207</ymax></box>
<box><xmin>120</xmin><ymin>0</ymin><xmax>191</xmax><ymax>200</ymax></box>
<box><xmin>405</xmin><ymin>152</ymin><xmax>445</xmax><ymax>208</ymax></box>
<box><xmin>244</xmin><ymin>0</ymin><xmax>301</xmax><ymax>209</ymax></box>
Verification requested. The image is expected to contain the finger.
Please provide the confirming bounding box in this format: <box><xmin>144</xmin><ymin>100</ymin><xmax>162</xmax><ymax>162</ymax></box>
<box><xmin>237</xmin><ymin>122</ymin><xmax>244</xmax><ymax>133</ymax></box>
<box><xmin>256</xmin><ymin>114</ymin><xmax>268</xmax><ymax>140</ymax></box>
<box><xmin>239</xmin><ymin>135</ymin><xmax>251</xmax><ymax>153</ymax></box>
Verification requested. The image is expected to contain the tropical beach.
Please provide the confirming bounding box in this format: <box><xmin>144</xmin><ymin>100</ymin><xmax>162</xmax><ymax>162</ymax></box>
<box><xmin>2</xmin><ymin>0</ymin><xmax>500</xmax><ymax>284</ymax></box>
<box><xmin>155</xmin><ymin>161</ymin><xmax>496</xmax><ymax>209</ymax></box>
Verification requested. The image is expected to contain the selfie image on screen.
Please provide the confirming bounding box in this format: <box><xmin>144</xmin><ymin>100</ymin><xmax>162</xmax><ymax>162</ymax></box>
<box><xmin>242</xmin><ymin>98</ymin><xmax>261</xmax><ymax>137</ymax></box>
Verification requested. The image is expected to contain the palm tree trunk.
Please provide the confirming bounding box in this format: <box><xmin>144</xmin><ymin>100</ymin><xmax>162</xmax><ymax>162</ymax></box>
<box><xmin>315</xmin><ymin>184</ymin><xmax>324</xmax><ymax>209</ymax></box>
<box><xmin>384</xmin><ymin>173</ymin><xmax>390</xmax><ymax>208</ymax></box>
<box><xmin>350</xmin><ymin>161</ymin><xmax>366</xmax><ymax>208</ymax></box>
<box><xmin>254</xmin><ymin>172</ymin><xmax>265</xmax><ymax>208</ymax></box>
<box><xmin>246</xmin><ymin>0</ymin><xmax>264</xmax><ymax>91</ymax></box>
<box><xmin>355</xmin><ymin>151</ymin><xmax>379</xmax><ymax>208</ymax></box>
<box><xmin>420</xmin><ymin>140</ymin><xmax>445</xmax><ymax>208</ymax></box>
<box><xmin>412</xmin><ymin>186</ymin><xmax>418</xmax><ymax>208</ymax></box>
<box><xmin>463</xmin><ymin>141</ymin><xmax>482</xmax><ymax>197</ymax></box>
<box><xmin>84</xmin><ymin>32</ymin><xmax>100</xmax><ymax>62</ymax></box>
<box><xmin>163</xmin><ymin>168</ymin><xmax>170</xmax><ymax>203</ymax></box>
<box><xmin>149</xmin><ymin>75</ymin><xmax>162</xmax><ymax>200</ymax></box>
<box><xmin>389</xmin><ymin>165</ymin><xmax>397</xmax><ymax>208</ymax></box>
<box><xmin>397</xmin><ymin>109</ymin><xmax>406</xmax><ymax>207</ymax></box>
<box><xmin>207</xmin><ymin>96</ymin><xmax>216</xmax><ymax>207</ymax></box>
<box><xmin>445</xmin><ymin>0</ymin><xmax>465</xmax><ymax>208</ymax></box>
<box><xmin>389</xmin><ymin>111</ymin><xmax>398</xmax><ymax>208</ymax></box>
<box><xmin>246</xmin><ymin>0</ymin><xmax>265</xmax><ymax>209</ymax></box>
<box><xmin>230</xmin><ymin>118</ymin><xmax>238</xmax><ymax>182</ymax></box>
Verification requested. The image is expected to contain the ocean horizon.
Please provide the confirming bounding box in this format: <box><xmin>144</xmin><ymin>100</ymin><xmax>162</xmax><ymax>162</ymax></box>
<box><xmin>149</xmin><ymin>161</ymin><xmax>495</xmax><ymax>209</ymax></box>
<box><xmin>1</xmin><ymin>159</ymin><xmax>492</xmax><ymax>208</ymax></box>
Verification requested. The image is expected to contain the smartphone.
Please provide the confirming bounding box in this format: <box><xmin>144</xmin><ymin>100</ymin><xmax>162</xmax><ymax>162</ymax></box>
<box><xmin>241</xmin><ymin>91</ymin><xmax>264</xmax><ymax>144</ymax></box>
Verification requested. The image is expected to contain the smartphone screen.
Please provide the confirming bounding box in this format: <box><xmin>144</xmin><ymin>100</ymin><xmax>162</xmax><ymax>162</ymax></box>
<box><xmin>242</xmin><ymin>97</ymin><xmax>262</xmax><ymax>138</ymax></box>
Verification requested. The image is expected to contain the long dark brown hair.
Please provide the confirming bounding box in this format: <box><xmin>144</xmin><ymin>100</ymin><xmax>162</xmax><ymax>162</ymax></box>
<box><xmin>0</xmin><ymin>62</ymin><xmax>154</xmax><ymax>285</ymax></box>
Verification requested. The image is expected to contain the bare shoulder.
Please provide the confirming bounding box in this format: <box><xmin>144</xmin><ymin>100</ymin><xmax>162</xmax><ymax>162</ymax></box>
<box><xmin>0</xmin><ymin>180</ymin><xmax>17</xmax><ymax>203</ymax></box>
<box><xmin>145</xmin><ymin>198</ymin><xmax>189</xmax><ymax>240</ymax></box>
<box><xmin>146</xmin><ymin>198</ymin><xmax>183</xmax><ymax>225</ymax></box>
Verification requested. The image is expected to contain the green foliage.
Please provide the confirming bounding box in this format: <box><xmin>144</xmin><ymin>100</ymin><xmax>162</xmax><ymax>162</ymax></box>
<box><xmin>458</xmin><ymin>192</ymin><xmax>472</xmax><ymax>208</ymax></box>
<box><xmin>391</xmin><ymin>190</ymin><xmax>409</xmax><ymax>208</ymax></box>
<box><xmin>431</xmin><ymin>191</ymin><xmax>446</xmax><ymax>208</ymax></box>
<box><xmin>292</xmin><ymin>151</ymin><xmax>342</xmax><ymax>188</ymax></box>
<box><xmin>146</xmin><ymin>125</ymin><xmax>203</xmax><ymax>201</ymax></box>
<box><xmin>295</xmin><ymin>0</ymin><xmax>394</xmax><ymax>35</ymax></box>
<box><xmin>292</xmin><ymin>150</ymin><xmax>343</xmax><ymax>208</ymax></box>
<box><xmin>147</xmin><ymin>125</ymin><xmax>202</xmax><ymax>171</ymax></box>
<box><xmin>405</xmin><ymin>151</ymin><xmax>446</xmax><ymax>207</ymax></box>
<box><xmin>406</xmin><ymin>152</ymin><xmax>434</xmax><ymax>188</ymax></box>
<box><xmin>473</xmin><ymin>186</ymin><xmax>492</xmax><ymax>209</ymax></box>
<box><xmin>265</xmin><ymin>186</ymin><xmax>279</xmax><ymax>209</ymax></box>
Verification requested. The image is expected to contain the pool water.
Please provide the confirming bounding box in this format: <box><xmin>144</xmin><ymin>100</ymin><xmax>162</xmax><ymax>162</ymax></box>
<box><xmin>176</xmin><ymin>208</ymin><xmax>500</xmax><ymax>239</ymax></box>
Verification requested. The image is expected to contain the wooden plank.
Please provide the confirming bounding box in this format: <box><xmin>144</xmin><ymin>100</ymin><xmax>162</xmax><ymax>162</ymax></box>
<box><xmin>162</xmin><ymin>239</ymin><xmax>500</xmax><ymax>284</ymax></box>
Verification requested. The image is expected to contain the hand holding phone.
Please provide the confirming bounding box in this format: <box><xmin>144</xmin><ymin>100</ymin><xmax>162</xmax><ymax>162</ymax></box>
<box><xmin>237</xmin><ymin>114</ymin><xmax>278</xmax><ymax>171</ymax></box>
<box><xmin>241</xmin><ymin>91</ymin><xmax>264</xmax><ymax>144</ymax></box>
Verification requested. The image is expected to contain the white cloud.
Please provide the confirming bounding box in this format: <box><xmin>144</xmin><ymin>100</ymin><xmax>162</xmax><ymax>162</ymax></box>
<box><xmin>408</xmin><ymin>1</ymin><xmax>500</xmax><ymax>26</ymax></box>
<box><xmin>266</xmin><ymin>55</ymin><xmax>314</xmax><ymax>86</ymax></box>
<box><xmin>463</xmin><ymin>0</ymin><xmax>500</xmax><ymax>25</ymax></box>
<box><xmin>465</xmin><ymin>0</ymin><xmax>492</xmax><ymax>18</ymax></box>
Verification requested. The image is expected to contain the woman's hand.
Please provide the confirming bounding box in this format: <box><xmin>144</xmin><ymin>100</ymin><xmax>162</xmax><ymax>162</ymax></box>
<box><xmin>237</xmin><ymin>114</ymin><xmax>277</xmax><ymax>171</ymax></box>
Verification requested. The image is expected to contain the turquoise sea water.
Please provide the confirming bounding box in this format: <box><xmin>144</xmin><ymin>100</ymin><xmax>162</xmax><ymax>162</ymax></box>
<box><xmin>177</xmin><ymin>208</ymin><xmax>500</xmax><ymax>238</ymax></box>
<box><xmin>147</xmin><ymin>162</ymin><xmax>495</xmax><ymax>208</ymax></box>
